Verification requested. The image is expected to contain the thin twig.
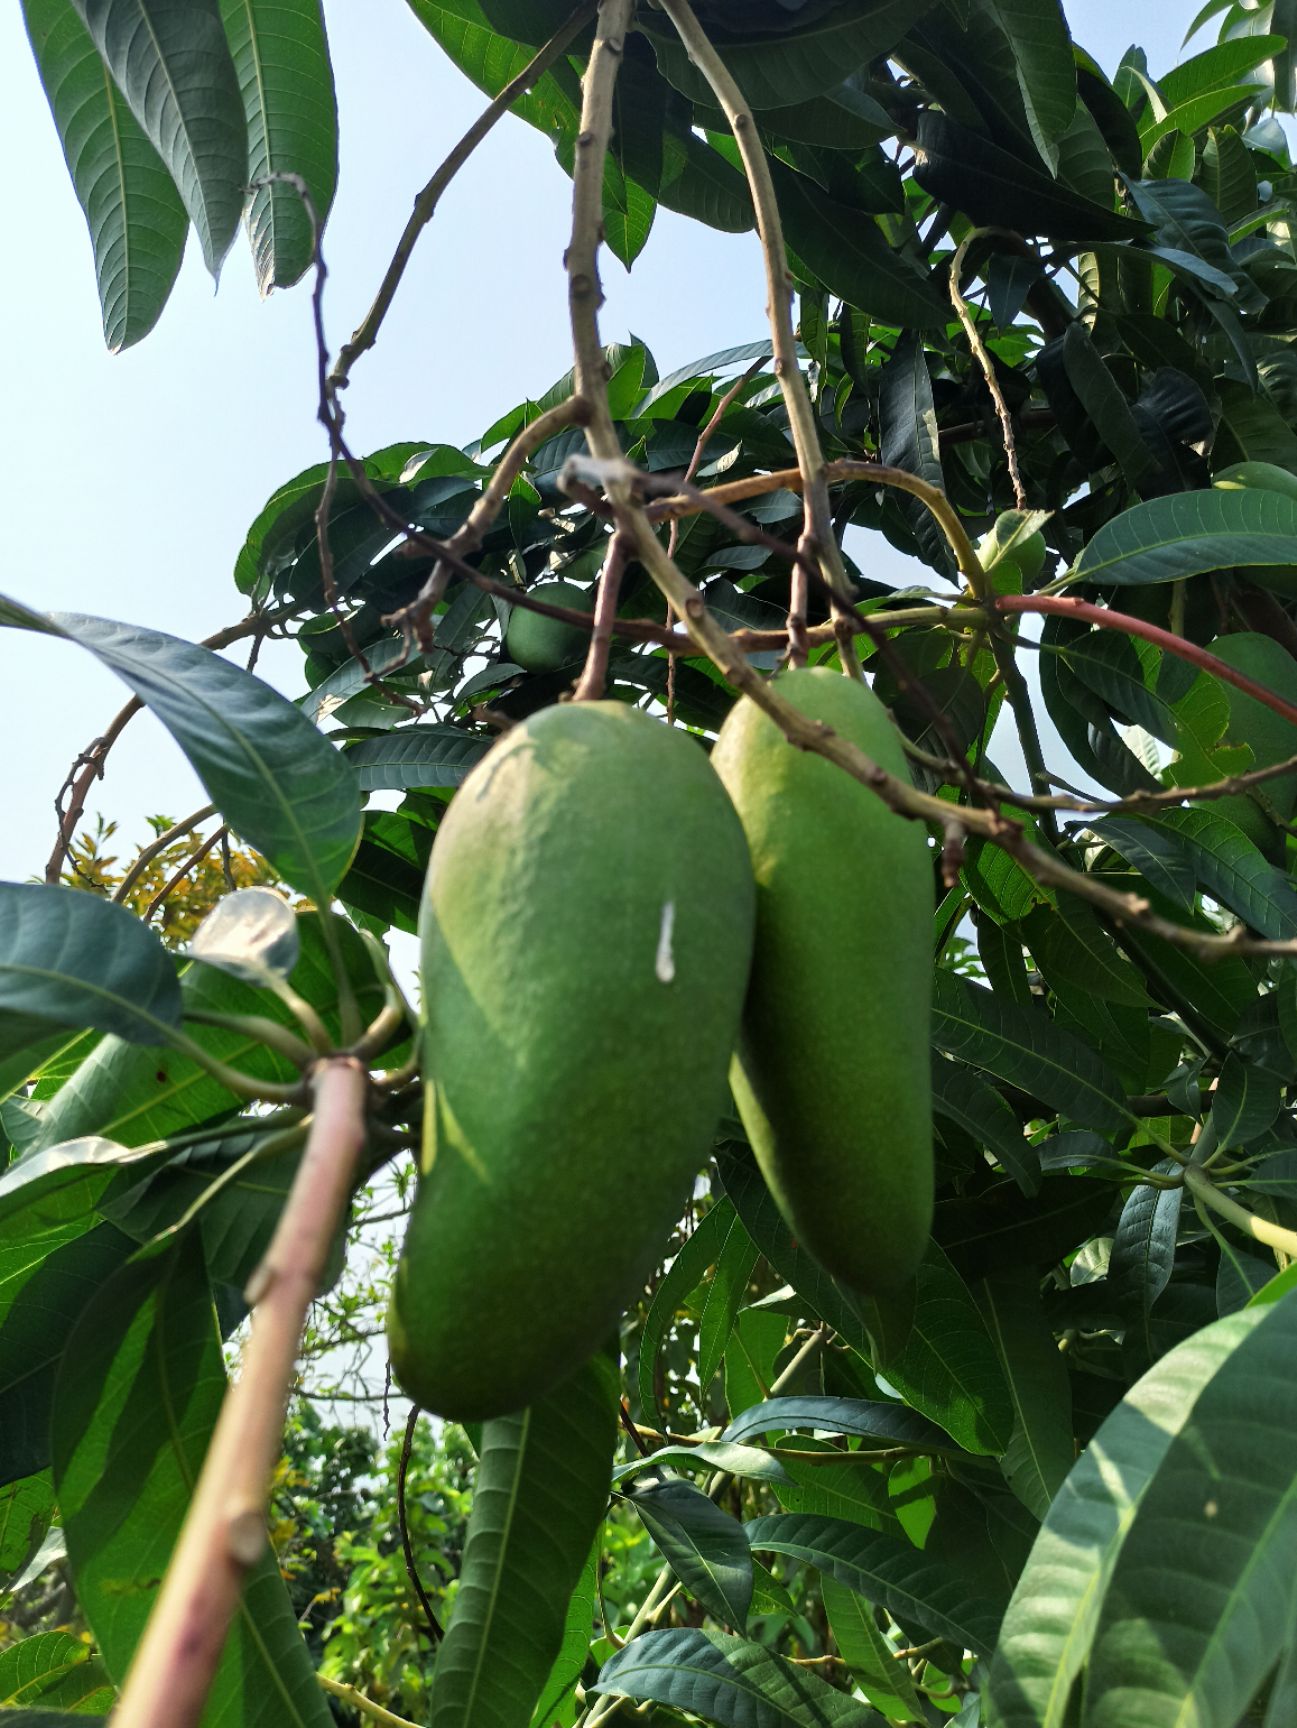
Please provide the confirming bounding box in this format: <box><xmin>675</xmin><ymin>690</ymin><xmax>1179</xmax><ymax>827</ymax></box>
<box><xmin>329</xmin><ymin>3</ymin><xmax>596</xmax><ymax>391</ymax></box>
<box><xmin>113</xmin><ymin>1060</ymin><xmax>370</xmax><ymax>1728</ymax></box>
<box><xmin>572</xmin><ymin>530</ymin><xmax>629</xmax><ymax>701</ymax></box>
<box><xmin>397</xmin><ymin>1405</ymin><xmax>444</xmax><ymax>1644</ymax></box>
<box><xmin>949</xmin><ymin>234</ymin><xmax>1028</xmax><ymax>510</ymax></box>
<box><xmin>111</xmin><ymin>804</ymin><xmax>217</xmax><ymax>904</ymax></box>
<box><xmin>141</xmin><ymin>827</ymin><xmax>227</xmax><ymax>926</ymax></box>
<box><xmin>318</xmin><ymin>1675</ymin><xmax>420</xmax><ymax>1728</ymax></box>
<box><xmin>657</xmin><ymin>0</ymin><xmax>862</xmax><ymax>676</ymax></box>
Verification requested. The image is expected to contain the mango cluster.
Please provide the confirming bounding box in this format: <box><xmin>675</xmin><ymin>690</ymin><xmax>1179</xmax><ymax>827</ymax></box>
<box><xmin>387</xmin><ymin>669</ymin><xmax>934</xmax><ymax>1422</ymax></box>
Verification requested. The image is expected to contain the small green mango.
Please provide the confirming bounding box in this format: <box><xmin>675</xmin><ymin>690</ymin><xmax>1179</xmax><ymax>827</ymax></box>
<box><xmin>711</xmin><ymin>667</ymin><xmax>933</xmax><ymax>1293</ymax></box>
<box><xmin>976</xmin><ymin>511</ymin><xmax>1047</xmax><ymax>592</ymax></box>
<box><xmin>388</xmin><ymin>700</ymin><xmax>755</xmax><ymax>1419</ymax></box>
<box><xmin>504</xmin><ymin>580</ymin><xmax>594</xmax><ymax>672</ymax></box>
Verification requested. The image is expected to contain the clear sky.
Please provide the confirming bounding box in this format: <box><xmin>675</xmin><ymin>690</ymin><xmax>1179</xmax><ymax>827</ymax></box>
<box><xmin>0</xmin><ymin>2</ymin><xmax>1202</xmax><ymax>882</ymax></box>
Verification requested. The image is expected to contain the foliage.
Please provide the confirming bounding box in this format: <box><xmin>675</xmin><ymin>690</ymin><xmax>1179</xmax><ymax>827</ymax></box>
<box><xmin>7</xmin><ymin>1</ymin><xmax>1297</xmax><ymax>1727</ymax></box>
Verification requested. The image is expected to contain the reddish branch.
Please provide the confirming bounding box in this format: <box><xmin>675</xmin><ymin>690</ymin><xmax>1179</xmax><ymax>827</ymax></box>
<box><xmin>996</xmin><ymin>593</ymin><xmax>1297</xmax><ymax>730</ymax></box>
<box><xmin>113</xmin><ymin>1060</ymin><xmax>369</xmax><ymax>1728</ymax></box>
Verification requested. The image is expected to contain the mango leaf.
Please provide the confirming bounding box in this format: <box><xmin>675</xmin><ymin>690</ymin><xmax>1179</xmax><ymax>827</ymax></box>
<box><xmin>345</xmin><ymin>725</ymin><xmax>492</xmax><ymax>792</ymax></box>
<box><xmin>880</xmin><ymin>334</ymin><xmax>956</xmax><ymax>577</ymax></box>
<box><xmin>0</xmin><ymin>1631</ymin><xmax>114</xmax><ymax>1712</ymax></box>
<box><xmin>973</xmin><ymin>0</ymin><xmax>1077</xmax><ymax>169</ymax></box>
<box><xmin>0</xmin><ymin>1136</ymin><xmax>170</xmax><ymax>1233</ymax></box>
<box><xmin>723</xmin><ymin>1396</ymin><xmax>955</xmax><ymax>1454</ymax></box>
<box><xmin>1088</xmin><ymin>817</ymin><xmax>1196</xmax><ymax>913</ymax></box>
<box><xmin>628</xmin><ymin>1476</ymin><xmax>753</xmax><ymax>1631</ymax></box>
<box><xmin>67</xmin><ymin>0</ymin><xmax>247</xmax><ymax>276</ymax></box>
<box><xmin>219</xmin><ymin>0</ymin><xmax>338</xmax><ymax>292</ymax></box>
<box><xmin>746</xmin><ymin>1511</ymin><xmax>1004</xmax><ymax>1656</ymax></box>
<box><xmin>1085</xmin><ymin>1295</ymin><xmax>1297</xmax><ymax>1728</ymax></box>
<box><xmin>528</xmin><ymin>1540</ymin><xmax>598</xmax><ymax>1728</ymax></box>
<box><xmin>642</xmin><ymin>2</ymin><xmax>936</xmax><ymax>109</ymax></box>
<box><xmin>977</xmin><ymin>1273</ymin><xmax>1074</xmax><ymax>1520</ymax></box>
<box><xmin>931</xmin><ymin>1056</ymin><xmax>1039</xmax><ymax>1196</ymax></box>
<box><xmin>1069</xmin><ymin>487</ymin><xmax>1297</xmax><ymax>586</ymax></box>
<box><xmin>1136</xmin><ymin>807</ymin><xmax>1297</xmax><ymax>939</ymax></box>
<box><xmin>592</xmin><ymin>1627</ymin><xmax>882</xmax><ymax>1727</ymax></box>
<box><xmin>0</xmin><ymin>886</ymin><xmax>180</xmax><ymax>1048</ymax></box>
<box><xmin>982</xmin><ymin>1309</ymin><xmax>1259</xmax><ymax>1728</ymax></box>
<box><xmin>0</xmin><ymin>597</ymin><xmax>360</xmax><ymax>902</ymax></box>
<box><xmin>774</xmin><ymin>164</ymin><xmax>947</xmax><ymax>328</ymax></box>
<box><xmin>931</xmin><ymin>972</ymin><xmax>1131</xmax><ymax>1135</ymax></box>
<box><xmin>820</xmin><ymin>1575</ymin><xmax>929</xmax><ymax>1722</ymax></box>
<box><xmin>428</xmin><ymin>1350</ymin><xmax>618</xmax><ymax>1728</ymax></box>
<box><xmin>614</xmin><ymin>1443</ymin><xmax>792</xmax><ymax>1487</ymax></box>
<box><xmin>1108</xmin><ymin>1162</ymin><xmax>1183</xmax><ymax>1368</ymax></box>
<box><xmin>0</xmin><ymin>1472</ymin><xmax>55</xmax><ymax>1583</ymax></box>
<box><xmin>21</xmin><ymin>0</ymin><xmax>188</xmax><ymax>350</ymax></box>
<box><xmin>697</xmin><ymin>1210</ymin><xmax>760</xmax><ymax>1392</ymax></box>
<box><xmin>51</xmin><ymin>1244</ymin><xmax>332</xmax><ymax>1725</ymax></box>
<box><xmin>188</xmin><ymin>887</ymin><xmax>300</xmax><ymax>985</ymax></box>
<box><xmin>640</xmin><ymin>1200</ymin><xmax>740</xmax><ymax>1420</ymax></box>
<box><xmin>1211</xmin><ymin>1051</ymin><xmax>1283</xmax><ymax>1149</ymax></box>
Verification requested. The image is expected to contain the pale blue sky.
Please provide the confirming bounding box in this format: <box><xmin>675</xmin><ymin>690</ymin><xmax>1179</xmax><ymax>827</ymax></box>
<box><xmin>0</xmin><ymin>3</ymin><xmax>1203</xmax><ymax>880</ymax></box>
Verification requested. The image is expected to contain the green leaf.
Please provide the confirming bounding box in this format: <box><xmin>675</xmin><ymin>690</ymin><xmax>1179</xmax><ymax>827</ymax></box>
<box><xmin>747</xmin><ymin>1510</ymin><xmax>1003</xmax><ymax>1656</ymax></box>
<box><xmin>345</xmin><ymin>725</ymin><xmax>491</xmax><ymax>792</ymax></box>
<box><xmin>973</xmin><ymin>0</ymin><xmax>1077</xmax><ymax>169</ymax></box>
<box><xmin>0</xmin><ymin>598</ymin><xmax>360</xmax><ymax>901</ymax></box>
<box><xmin>1136</xmin><ymin>807</ymin><xmax>1297</xmax><ymax>939</ymax></box>
<box><xmin>914</xmin><ymin>112</ymin><xmax>1145</xmax><ymax>241</ymax></box>
<box><xmin>977</xmin><ymin>1273</ymin><xmax>1074</xmax><ymax>1520</ymax></box>
<box><xmin>723</xmin><ymin>1397</ymin><xmax>955</xmax><ymax>1455</ymax></box>
<box><xmin>1069</xmin><ymin>486</ymin><xmax>1297</xmax><ymax>586</ymax></box>
<box><xmin>1085</xmin><ymin>1296</ymin><xmax>1297</xmax><ymax>1727</ymax></box>
<box><xmin>1061</xmin><ymin>325</ymin><xmax>1159</xmax><ymax>490</ymax></box>
<box><xmin>640</xmin><ymin>1200</ymin><xmax>741</xmax><ymax>1420</ymax></box>
<box><xmin>880</xmin><ymin>334</ymin><xmax>956</xmax><ymax>578</ymax></box>
<box><xmin>0</xmin><ymin>1632</ymin><xmax>114</xmax><ymax>1713</ymax></box>
<box><xmin>1211</xmin><ymin>1052</ymin><xmax>1283</xmax><ymax>1149</ymax></box>
<box><xmin>189</xmin><ymin>886</ymin><xmax>299</xmax><ymax>984</ymax></box>
<box><xmin>931</xmin><ymin>972</ymin><xmax>1131</xmax><ymax>1135</ymax></box>
<box><xmin>613</xmin><ymin>1443</ymin><xmax>792</xmax><ymax>1487</ymax></box>
<box><xmin>773</xmin><ymin>164</ymin><xmax>947</xmax><ymax>328</ymax></box>
<box><xmin>820</xmin><ymin>1575</ymin><xmax>928</xmax><ymax>1722</ymax></box>
<box><xmin>0</xmin><ymin>886</ymin><xmax>180</xmax><ymax>1047</ymax></box>
<box><xmin>0</xmin><ymin>1472</ymin><xmax>55</xmax><ymax>1581</ymax></box>
<box><xmin>528</xmin><ymin>1540</ymin><xmax>598</xmax><ymax>1728</ymax></box>
<box><xmin>0</xmin><ymin>1136</ymin><xmax>169</xmax><ymax>1233</ymax></box>
<box><xmin>219</xmin><ymin>0</ymin><xmax>339</xmax><ymax>292</ymax></box>
<box><xmin>982</xmin><ymin>1310</ymin><xmax>1259</xmax><ymax>1728</ymax></box>
<box><xmin>628</xmin><ymin>1477</ymin><xmax>753</xmax><ymax>1630</ymax></box>
<box><xmin>429</xmin><ymin>1350</ymin><xmax>618</xmax><ymax>1728</ymax></box>
<box><xmin>642</xmin><ymin>2</ymin><xmax>937</xmax><ymax>109</ymax></box>
<box><xmin>1108</xmin><ymin>1162</ymin><xmax>1183</xmax><ymax>1367</ymax></box>
<box><xmin>697</xmin><ymin>1211</ymin><xmax>759</xmax><ymax>1393</ymax></box>
<box><xmin>52</xmin><ymin>1244</ymin><xmax>332</xmax><ymax>1724</ymax></box>
<box><xmin>931</xmin><ymin>1056</ymin><xmax>1039</xmax><ymax>1196</ymax></box>
<box><xmin>1159</xmin><ymin>35</ymin><xmax>1287</xmax><ymax>107</ymax></box>
<box><xmin>67</xmin><ymin>0</ymin><xmax>247</xmax><ymax>276</ymax></box>
<box><xmin>593</xmin><ymin>1627</ymin><xmax>882</xmax><ymax>1727</ymax></box>
<box><xmin>21</xmin><ymin>0</ymin><xmax>188</xmax><ymax>350</ymax></box>
<box><xmin>1088</xmin><ymin>817</ymin><xmax>1196</xmax><ymax>913</ymax></box>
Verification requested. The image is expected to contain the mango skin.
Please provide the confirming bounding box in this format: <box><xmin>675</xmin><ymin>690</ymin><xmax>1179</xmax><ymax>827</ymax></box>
<box><xmin>388</xmin><ymin>700</ymin><xmax>756</xmax><ymax>1420</ymax></box>
<box><xmin>711</xmin><ymin>667</ymin><xmax>933</xmax><ymax>1293</ymax></box>
<box><xmin>504</xmin><ymin>580</ymin><xmax>594</xmax><ymax>672</ymax></box>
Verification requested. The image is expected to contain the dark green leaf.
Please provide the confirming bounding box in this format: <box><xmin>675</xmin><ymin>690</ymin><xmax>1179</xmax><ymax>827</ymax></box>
<box><xmin>1069</xmin><ymin>486</ymin><xmax>1297</xmax><ymax>586</ymax></box>
<box><xmin>593</xmin><ymin>1627</ymin><xmax>883</xmax><ymax>1727</ymax></box>
<box><xmin>67</xmin><ymin>0</ymin><xmax>247</xmax><ymax>275</ymax></box>
<box><xmin>629</xmin><ymin>1477</ymin><xmax>753</xmax><ymax>1630</ymax></box>
<box><xmin>723</xmin><ymin>1396</ymin><xmax>955</xmax><ymax>1454</ymax></box>
<box><xmin>0</xmin><ymin>1632</ymin><xmax>114</xmax><ymax>1712</ymax></box>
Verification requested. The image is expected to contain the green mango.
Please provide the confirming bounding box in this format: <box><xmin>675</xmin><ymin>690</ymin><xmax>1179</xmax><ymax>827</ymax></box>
<box><xmin>504</xmin><ymin>579</ymin><xmax>594</xmax><ymax>672</ymax></box>
<box><xmin>388</xmin><ymin>700</ymin><xmax>755</xmax><ymax>1419</ymax></box>
<box><xmin>428</xmin><ymin>1347</ymin><xmax>617</xmax><ymax>1728</ymax></box>
<box><xmin>712</xmin><ymin>667</ymin><xmax>933</xmax><ymax>1293</ymax></box>
<box><xmin>976</xmin><ymin>510</ymin><xmax>1047</xmax><ymax>594</ymax></box>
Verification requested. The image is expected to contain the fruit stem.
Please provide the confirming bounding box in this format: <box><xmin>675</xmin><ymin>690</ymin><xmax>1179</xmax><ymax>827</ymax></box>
<box><xmin>1183</xmin><ymin>1164</ymin><xmax>1297</xmax><ymax>1261</ymax></box>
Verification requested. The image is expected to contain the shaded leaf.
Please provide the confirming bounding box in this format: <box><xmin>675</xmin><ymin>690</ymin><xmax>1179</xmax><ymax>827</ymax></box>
<box><xmin>628</xmin><ymin>1476</ymin><xmax>753</xmax><ymax>1630</ymax></box>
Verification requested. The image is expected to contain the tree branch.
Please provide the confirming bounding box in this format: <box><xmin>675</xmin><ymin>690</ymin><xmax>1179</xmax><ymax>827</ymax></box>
<box><xmin>113</xmin><ymin>1060</ymin><xmax>370</xmax><ymax>1728</ymax></box>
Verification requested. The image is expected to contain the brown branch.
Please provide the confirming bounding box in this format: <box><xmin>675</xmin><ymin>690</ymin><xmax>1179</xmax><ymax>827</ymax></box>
<box><xmin>328</xmin><ymin>3</ymin><xmax>595</xmax><ymax>391</ymax></box>
<box><xmin>113</xmin><ymin>1059</ymin><xmax>370</xmax><ymax>1728</ymax></box>
<box><xmin>949</xmin><ymin>235</ymin><xmax>1028</xmax><ymax>511</ymax></box>
<box><xmin>998</xmin><ymin>594</ymin><xmax>1297</xmax><ymax>730</ymax></box>
<box><xmin>397</xmin><ymin>1405</ymin><xmax>443</xmax><ymax>1645</ymax></box>
<box><xmin>572</xmin><ymin>530</ymin><xmax>629</xmax><ymax>701</ymax></box>
<box><xmin>658</xmin><ymin>0</ymin><xmax>861</xmax><ymax>675</ymax></box>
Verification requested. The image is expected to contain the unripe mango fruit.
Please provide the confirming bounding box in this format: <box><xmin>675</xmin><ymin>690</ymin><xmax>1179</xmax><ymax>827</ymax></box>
<box><xmin>388</xmin><ymin>700</ymin><xmax>755</xmax><ymax>1419</ymax></box>
<box><xmin>711</xmin><ymin>667</ymin><xmax>933</xmax><ymax>1293</ymax></box>
<box><xmin>504</xmin><ymin>580</ymin><xmax>594</xmax><ymax>672</ymax></box>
